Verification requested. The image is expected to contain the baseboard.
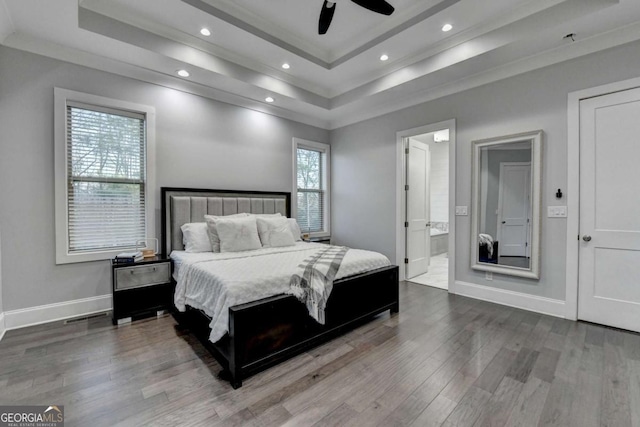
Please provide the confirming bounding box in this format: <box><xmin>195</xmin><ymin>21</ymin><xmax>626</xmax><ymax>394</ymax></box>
<box><xmin>4</xmin><ymin>295</ymin><xmax>112</xmax><ymax>331</ymax></box>
<box><xmin>0</xmin><ymin>312</ymin><xmax>6</xmax><ymax>342</ymax></box>
<box><xmin>454</xmin><ymin>281</ymin><xmax>566</xmax><ymax>318</ymax></box>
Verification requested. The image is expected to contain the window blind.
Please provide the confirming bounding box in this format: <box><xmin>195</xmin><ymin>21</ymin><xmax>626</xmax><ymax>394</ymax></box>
<box><xmin>66</xmin><ymin>103</ymin><xmax>146</xmax><ymax>253</ymax></box>
<box><xmin>296</xmin><ymin>147</ymin><xmax>325</xmax><ymax>233</ymax></box>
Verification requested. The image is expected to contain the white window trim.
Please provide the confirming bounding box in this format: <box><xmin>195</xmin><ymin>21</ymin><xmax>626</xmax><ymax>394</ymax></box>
<box><xmin>292</xmin><ymin>138</ymin><xmax>331</xmax><ymax>238</ymax></box>
<box><xmin>54</xmin><ymin>88</ymin><xmax>156</xmax><ymax>264</ymax></box>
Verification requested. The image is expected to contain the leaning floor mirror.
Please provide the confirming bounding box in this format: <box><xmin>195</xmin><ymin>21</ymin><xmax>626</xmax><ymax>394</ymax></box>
<box><xmin>471</xmin><ymin>130</ymin><xmax>542</xmax><ymax>279</ymax></box>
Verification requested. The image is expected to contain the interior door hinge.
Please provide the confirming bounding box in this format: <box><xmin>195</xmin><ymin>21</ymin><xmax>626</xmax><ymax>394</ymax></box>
<box><xmin>404</xmin><ymin>221</ymin><xmax>409</xmax><ymax>228</ymax></box>
<box><xmin>404</xmin><ymin>258</ymin><xmax>409</xmax><ymax>264</ymax></box>
<box><xmin>405</xmin><ymin>148</ymin><xmax>409</xmax><ymax>154</ymax></box>
<box><xmin>405</xmin><ymin>184</ymin><xmax>409</xmax><ymax>191</ymax></box>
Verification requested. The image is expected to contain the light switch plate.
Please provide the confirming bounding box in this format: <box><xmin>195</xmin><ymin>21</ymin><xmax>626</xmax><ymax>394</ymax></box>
<box><xmin>455</xmin><ymin>206</ymin><xmax>468</xmax><ymax>216</ymax></box>
<box><xmin>547</xmin><ymin>206</ymin><xmax>567</xmax><ymax>218</ymax></box>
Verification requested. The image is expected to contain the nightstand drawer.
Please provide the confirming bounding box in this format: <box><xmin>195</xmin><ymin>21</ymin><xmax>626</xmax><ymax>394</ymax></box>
<box><xmin>114</xmin><ymin>263</ymin><xmax>171</xmax><ymax>291</ymax></box>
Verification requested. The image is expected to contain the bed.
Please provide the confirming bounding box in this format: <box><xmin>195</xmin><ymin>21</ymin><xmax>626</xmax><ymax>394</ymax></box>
<box><xmin>162</xmin><ymin>187</ymin><xmax>399</xmax><ymax>388</ymax></box>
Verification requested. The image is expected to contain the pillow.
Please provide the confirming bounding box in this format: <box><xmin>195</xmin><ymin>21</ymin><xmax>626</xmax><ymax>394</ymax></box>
<box><xmin>180</xmin><ymin>222</ymin><xmax>211</xmax><ymax>253</ymax></box>
<box><xmin>257</xmin><ymin>217</ymin><xmax>296</xmax><ymax>248</ymax></box>
<box><xmin>216</xmin><ymin>216</ymin><xmax>262</xmax><ymax>253</ymax></box>
<box><xmin>287</xmin><ymin>218</ymin><xmax>302</xmax><ymax>241</ymax></box>
<box><xmin>204</xmin><ymin>213</ymin><xmax>250</xmax><ymax>252</ymax></box>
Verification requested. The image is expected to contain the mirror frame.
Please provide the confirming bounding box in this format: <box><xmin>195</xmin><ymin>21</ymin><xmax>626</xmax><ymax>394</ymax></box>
<box><xmin>470</xmin><ymin>130</ymin><xmax>543</xmax><ymax>279</ymax></box>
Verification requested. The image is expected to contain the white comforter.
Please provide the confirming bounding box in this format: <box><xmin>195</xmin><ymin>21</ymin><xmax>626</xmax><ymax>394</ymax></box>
<box><xmin>171</xmin><ymin>242</ymin><xmax>391</xmax><ymax>343</ymax></box>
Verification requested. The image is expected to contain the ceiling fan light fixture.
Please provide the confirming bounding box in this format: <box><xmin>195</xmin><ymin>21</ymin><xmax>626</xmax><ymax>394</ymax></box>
<box><xmin>380</xmin><ymin>54</ymin><xmax>389</xmax><ymax>61</ymax></box>
<box><xmin>200</xmin><ymin>28</ymin><xmax>211</xmax><ymax>36</ymax></box>
<box><xmin>442</xmin><ymin>24</ymin><xmax>453</xmax><ymax>32</ymax></box>
<box><xmin>265</xmin><ymin>96</ymin><xmax>275</xmax><ymax>103</ymax></box>
<box><xmin>177</xmin><ymin>69</ymin><xmax>190</xmax><ymax>77</ymax></box>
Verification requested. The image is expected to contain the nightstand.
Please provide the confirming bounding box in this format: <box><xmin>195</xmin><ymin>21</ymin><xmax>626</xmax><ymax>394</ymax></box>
<box><xmin>111</xmin><ymin>255</ymin><xmax>173</xmax><ymax>325</ymax></box>
<box><xmin>309</xmin><ymin>237</ymin><xmax>331</xmax><ymax>245</ymax></box>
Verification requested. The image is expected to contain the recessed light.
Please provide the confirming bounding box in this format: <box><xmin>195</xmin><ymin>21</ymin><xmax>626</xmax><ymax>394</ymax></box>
<box><xmin>200</xmin><ymin>28</ymin><xmax>211</xmax><ymax>36</ymax></box>
<box><xmin>380</xmin><ymin>54</ymin><xmax>389</xmax><ymax>61</ymax></box>
<box><xmin>177</xmin><ymin>69</ymin><xmax>190</xmax><ymax>77</ymax></box>
<box><xmin>282</xmin><ymin>63</ymin><xmax>291</xmax><ymax>70</ymax></box>
<box><xmin>442</xmin><ymin>24</ymin><xmax>453</xmax><ymax>32</ymax></box>
<box><xmin>265</xmin><ymin>97</ymin><xmax>275</xmax><ymax>103</ymax></box>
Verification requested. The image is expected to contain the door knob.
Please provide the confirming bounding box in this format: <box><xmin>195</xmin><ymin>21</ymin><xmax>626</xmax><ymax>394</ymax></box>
<box><xmin>426</xmin><ymin>222</ymin><xmax>431</xmax><ymax>227</ymax></box>
<box><xmin>502</xmin><ymin>221</ymin><xmax>506</xmax><ymax>224</ymax></box>
<box><xmin>582</xmin><ymin>235</ymin><xmax>592</xmax><ymax>242</ymax></box>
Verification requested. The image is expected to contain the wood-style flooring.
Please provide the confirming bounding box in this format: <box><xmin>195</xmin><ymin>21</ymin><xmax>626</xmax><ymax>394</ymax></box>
<box><xmin>1</xmin><ymin>282</ymin><xmax>639</xmax><ymax>426</ymax></box>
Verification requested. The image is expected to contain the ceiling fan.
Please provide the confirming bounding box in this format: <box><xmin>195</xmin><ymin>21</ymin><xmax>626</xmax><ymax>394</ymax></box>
<box><xmin>318</xmin><ymin>0</ymin><xmax>395</xmax><ymax>35</ymax></box>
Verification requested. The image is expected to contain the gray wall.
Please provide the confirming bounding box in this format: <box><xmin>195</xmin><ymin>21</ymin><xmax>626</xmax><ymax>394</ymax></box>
<box><xmin>331</xmin><ymin>40</ymin><xmax>640</xmax><ymax>301</ymax></box>
<box><xmin>0</xmin><ymin>46</ymin><xmax>328</xmax><ymax>311</ymax></box>
<box><xmin>0</xmin><ymin>230</ymin><xmax>3</xmax><ymax>316</ymax></box>
<box><xmin>483</xmin><ymin>149</ymin><xmax>532</xmax><ymax>239</ymax></box>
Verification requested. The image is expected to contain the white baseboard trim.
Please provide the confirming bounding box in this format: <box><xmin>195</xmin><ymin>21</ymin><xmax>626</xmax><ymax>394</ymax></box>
<box><xmin>454</xmin><ymin>281</ymin><xmax>566</xmax><ymax>318</ymax></box>
<box><xmin>4</xmin><ymin>295</ymin><xmax>112</xmax><ymax>331</ymax></box>
<box><xmin>0</xmin><ymin>312</ymin><xmax>6</xmax><ymax>341</ymax></box>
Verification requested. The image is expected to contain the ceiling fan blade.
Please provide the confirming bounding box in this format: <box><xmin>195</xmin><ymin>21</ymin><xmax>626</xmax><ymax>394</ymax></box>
<box><xmin>350</xmin><ymin>0</ymin><xmax>395</xmax><ymax>15</ymax></box>
<box><xmin>319</xmin><ymin>1</ymin><xmax>336</xmax><ymax>35</ymax></box>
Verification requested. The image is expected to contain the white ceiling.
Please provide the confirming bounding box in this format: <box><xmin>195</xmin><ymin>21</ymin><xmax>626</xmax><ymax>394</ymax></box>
<box><xmin>2</xmin><ymin>0</ymin><xmax>640</xmax><ymax>129</ymax></box>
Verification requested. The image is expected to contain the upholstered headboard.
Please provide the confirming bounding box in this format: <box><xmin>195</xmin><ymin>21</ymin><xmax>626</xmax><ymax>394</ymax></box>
<box><xmin>161</xmin><ymin>188</ymin><xmax>291</xmax><ymax>254</ymax></box>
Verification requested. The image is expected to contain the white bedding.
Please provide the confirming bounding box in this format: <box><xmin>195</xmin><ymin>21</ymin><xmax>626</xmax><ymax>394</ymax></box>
<box><xmin>171</xmin><ymin>242</ymin><xmax>391</xmax><ymax>343</ymax></box>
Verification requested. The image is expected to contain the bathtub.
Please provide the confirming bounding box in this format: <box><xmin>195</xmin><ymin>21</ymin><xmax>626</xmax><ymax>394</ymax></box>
<box><xmin>430</xmin><ymin>222</ymin><xmax>449</xmax><ymax>256</ymax></box>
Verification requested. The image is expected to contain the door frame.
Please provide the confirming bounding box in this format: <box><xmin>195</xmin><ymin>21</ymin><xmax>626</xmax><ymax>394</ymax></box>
<box><xmin>566</xmin><ymin>76</ymin><xmax>640</xmax><ymax>320</ymax></box>
<box><xmin>396</xmin><ymin>119</ymin><xmax>456</xmax><ymax>291</ymax></box>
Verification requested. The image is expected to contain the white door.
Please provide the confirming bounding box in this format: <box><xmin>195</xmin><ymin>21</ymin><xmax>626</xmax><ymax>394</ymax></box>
<box><xmin>406</xmin><ymin>139</ymin><xmax>430</xmax><ymax>279</ymax></box>
<box><xmin>578</xmin><ymin>88</ymin><xmax>640</xmax><ymax>333</ymax></box>
<box><xmin>497</xmin><ymin>163</ymin><xmax>531</xmax><ymax>257</ymax></box>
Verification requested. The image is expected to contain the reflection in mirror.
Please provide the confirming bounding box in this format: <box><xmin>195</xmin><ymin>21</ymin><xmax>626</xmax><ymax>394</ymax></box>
<box><xmin>471</xmin><ymin>130</ymin><xmax>542</xmax><ymax>279</ymax></box>
<box><xmin>478</xmin><ymin>141</ymin><xmax>532</xmax><ymax>269</ymax></box>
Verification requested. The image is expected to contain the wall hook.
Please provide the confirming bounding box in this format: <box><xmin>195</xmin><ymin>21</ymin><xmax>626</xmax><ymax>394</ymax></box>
<box><xmin>556</xmin><ymin>188</ymin><xmax>563</xmax><ymax>199</ymax></box>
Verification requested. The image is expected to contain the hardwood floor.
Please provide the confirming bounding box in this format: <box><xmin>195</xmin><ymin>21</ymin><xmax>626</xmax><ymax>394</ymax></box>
<box><xmin>1</xmin><ymin>282</ymin><xmax>639</xmax><ymax>426</ymax></box>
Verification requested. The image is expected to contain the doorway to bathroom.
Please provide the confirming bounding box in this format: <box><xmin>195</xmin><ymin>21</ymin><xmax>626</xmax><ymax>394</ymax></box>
<box><xmin>396</xmin><ymin>119</ymin><xmax>456</xmax><ymax>292</ymax></box>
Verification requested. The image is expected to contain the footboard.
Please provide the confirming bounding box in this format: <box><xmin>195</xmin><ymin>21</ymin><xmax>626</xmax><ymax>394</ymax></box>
<box><xmin>222</xmin><ymin>265</ymin><xmax>398</xmax><ymax>388</ymax></box>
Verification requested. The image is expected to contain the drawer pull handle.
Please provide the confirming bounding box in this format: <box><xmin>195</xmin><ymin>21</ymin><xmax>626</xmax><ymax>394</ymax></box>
<box><xmin>129</xmin><ymin>266</ymin><xmax>158</xmax><ymax>274</ymax></box>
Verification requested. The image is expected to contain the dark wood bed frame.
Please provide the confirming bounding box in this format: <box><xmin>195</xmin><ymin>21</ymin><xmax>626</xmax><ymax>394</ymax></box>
<box><xmin>162</xmin><ymin>187</ymin><xmax>399</xmax><ymax>389</ymax></box>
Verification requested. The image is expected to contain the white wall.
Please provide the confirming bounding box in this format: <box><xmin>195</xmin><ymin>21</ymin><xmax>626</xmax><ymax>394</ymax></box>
<box><xmin>429</xmin><ymin>141</ymin><xmax>449</xmax><ymax>223</ymax></box>
<box><xmin>0</xmin><ymin>46</ymin><xmax>329</xmax><ymax>312</ymax></box>
<box><xmin>331</xmin><ymin>40</ymin><xmax>640</xmax><ymax>301</ymax></box>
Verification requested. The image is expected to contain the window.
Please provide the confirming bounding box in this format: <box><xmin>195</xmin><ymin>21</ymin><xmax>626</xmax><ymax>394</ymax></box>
<box><xmin>293</xmin><ymin>138</ymin><xmax>330</xmax><ymax>237</ymax></box>
<box><xmin>55</xmin><ymin>89</ymin><xmax>155</xmax><ymax>264</ymax></box>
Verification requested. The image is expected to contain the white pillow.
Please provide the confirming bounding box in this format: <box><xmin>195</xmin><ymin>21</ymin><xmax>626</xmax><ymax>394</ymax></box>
<box><xmin>287</xmin><ymin>218</ymin><xmax>302</xmax><ymax>242</ymax></box>
<box><xmin>257</xmin><ymin>217</ymin><xmax>296</xmax><ymax>248</ymax></box>
<box><xmin>216</xmin><ymin>216</ymin><xmax>262</xmax><ymax>253</ymax></box>
<box><xmin>180</xmin><ymin>222</ymin><xmax>211</xmax><ymax>253</ymax></box>
<box><xmin>204</xmin><ymin>213</ymin><xmax>250</xmax><ymax>252</ymax></box>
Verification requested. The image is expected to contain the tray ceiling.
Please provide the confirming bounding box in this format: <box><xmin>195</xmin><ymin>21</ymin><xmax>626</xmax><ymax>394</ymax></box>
<box><xmin>1</xmin><ymin>0</ymin><xmax>639</xmax><ymax>129</ymax></box>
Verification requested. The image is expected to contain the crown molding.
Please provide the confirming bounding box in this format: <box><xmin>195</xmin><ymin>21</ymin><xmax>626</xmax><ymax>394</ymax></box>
<box><xmin>1</xmin><ymin>33</ymin><xmax>331</xmax><ymax>129</ymax></box>
<box><xmin>3</xmin><ymin>16</ymin><xmax>639</xmax><ymax>131</ymax></box>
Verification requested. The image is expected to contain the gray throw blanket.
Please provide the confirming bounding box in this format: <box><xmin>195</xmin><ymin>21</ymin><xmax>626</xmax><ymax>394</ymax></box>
<box><xmin>289</xmin><ymin>246</ymin><xmax>349</xmax><ymax>324</ymax></box>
